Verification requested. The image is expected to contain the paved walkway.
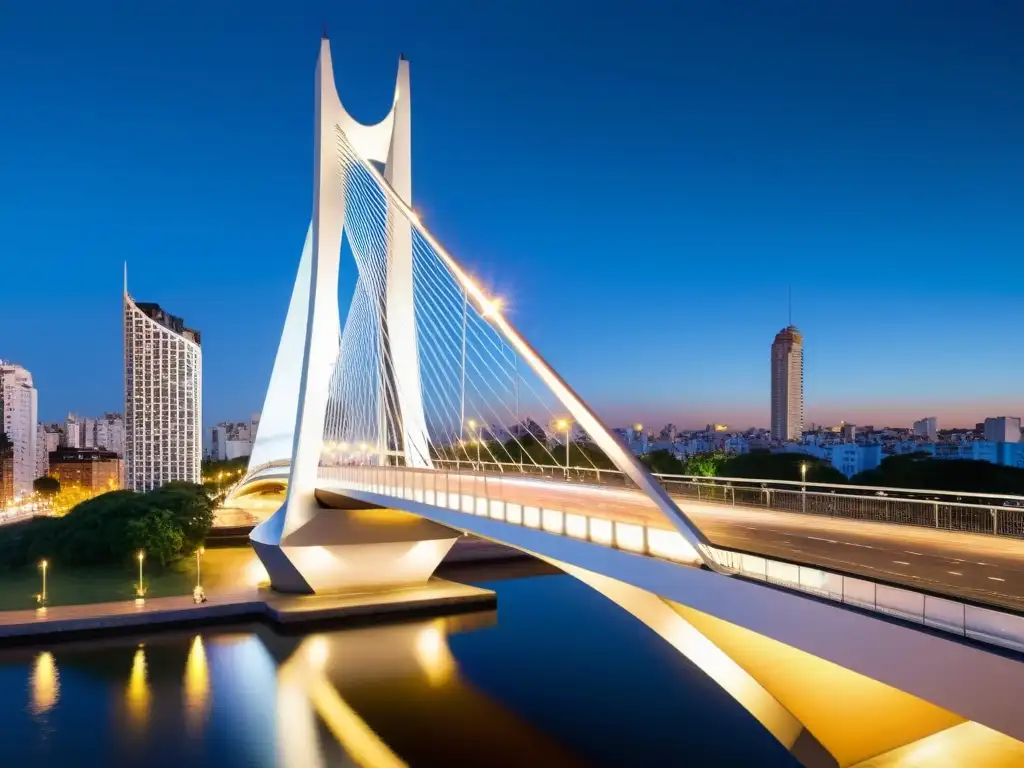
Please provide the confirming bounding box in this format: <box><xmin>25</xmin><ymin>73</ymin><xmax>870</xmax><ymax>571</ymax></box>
<box><xmin>0</xmin><ymin>578</ymin><xmax>494</xmax><ymax>641</ymax></box>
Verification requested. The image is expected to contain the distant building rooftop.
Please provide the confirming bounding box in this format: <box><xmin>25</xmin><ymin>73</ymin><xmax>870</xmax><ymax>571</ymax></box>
<box><xmin>773</xmin><ymin>324</ymin><xmax>803</xmax><ymax>343</ymax></box>
<box><xmin>49</xmin><ymin>448</ymin><xmax>120</xmax><ymax>463</ymax></box>
<box><xmin>134</xmin><ymin>302</ymin><xmax>202</xmax><ymax>345</ymax></box>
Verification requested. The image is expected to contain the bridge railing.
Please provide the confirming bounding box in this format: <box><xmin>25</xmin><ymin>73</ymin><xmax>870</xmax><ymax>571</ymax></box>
<box><xmin>319</xmin><ymin>464</ymin><xmax>1024</xmax><ymax>653</ymax></box>
<box><xmin>430</xmin><ymin>459</ymin><xmax>1024</xmax><ymax>538</ymax></box>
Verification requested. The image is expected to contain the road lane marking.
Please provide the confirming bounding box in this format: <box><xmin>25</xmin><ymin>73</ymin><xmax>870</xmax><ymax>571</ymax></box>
<box><xmin>988</xmin><ymin>577</ymin><xmax>1006</xmax><ymax>582</ymax></box>
<box><xmin>904</xmin><ymin>551</ymin><xmax>923</xmax><ymax>556</ymax></box>
<box><xmin>893</xmin><ymin>561</ymin><xmax>910</xmax><ymax>565</ymax></box>
<box><xmin>948</xmin><ymin>571</ymin><xmax>963</xmax><ymax>576</ymax></box>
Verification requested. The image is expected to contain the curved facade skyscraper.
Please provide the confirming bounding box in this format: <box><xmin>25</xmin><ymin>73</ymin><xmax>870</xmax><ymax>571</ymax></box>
<box><xmin>124</xmin><ymin>276</ymin><xmax>202</xmax><ymax>491</ymax></box>
<box><xmin>770</xmin><ymin>325</ymin><xmax>804</xmax><ymax>443</ymax></box>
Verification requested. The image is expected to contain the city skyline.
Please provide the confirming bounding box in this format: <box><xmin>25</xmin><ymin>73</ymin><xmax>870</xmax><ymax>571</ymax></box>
<box><xmin>1</xmin><ymin>2</ymin><xmax>1023</xmax><ymax>430</ymax></box>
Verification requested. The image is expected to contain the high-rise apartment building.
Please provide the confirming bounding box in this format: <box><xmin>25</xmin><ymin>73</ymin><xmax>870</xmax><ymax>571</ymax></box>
<box><xmin>63</xmin><ymin>413</ymin><xmax>83</xmax><ymax>448</ymax></box>
<box><xmin>41</xmin><ymin>424</ymin><xmax>62</xmax><ymax>454</ymax></box>
<box><xmin>124</xmin><ymin>277</ymin><xmax>202</xmax><ymax>491</ymax></box>
<box><xmin>94</xmin><ymin>413</ymin><xmax>125</xmax><ymax>456</ymax></box>
<box><xmin>35</xmin><ymin>423</ymin><xmax>48</xmax><ymax>480</ymax></box>
<box><xmin>770</xmin><ymin>326</ymin><xmax>804</xmax><ymax>443</ymax></box>
<box><xmin>211</xmin><ymin>421</ymin><xmax>253</xmax><ymax>461</ymax></box>
<box><xmin>983</xmin><ymin>417</ymin><xmax>1021</xmax><ymax>444</ymax></box>
<box><xmin>913</xmin><ymin>417</ymin><xmax>938</xmax><ymax>441</ymax></box>
<box><xmin>0</xmin><ymin>362</ymin><xmax>39</xmax><ymax>499</ymax></box>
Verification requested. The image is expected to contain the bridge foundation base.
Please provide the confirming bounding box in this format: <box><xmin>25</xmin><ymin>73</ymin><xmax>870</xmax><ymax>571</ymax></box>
<box><xmin>251</xmin><ymin>496</ymin><xmax>463</xmax><ymax>595</ymax></box>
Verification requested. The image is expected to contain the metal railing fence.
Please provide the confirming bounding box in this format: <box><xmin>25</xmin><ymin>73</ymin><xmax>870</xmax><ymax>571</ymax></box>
<box><xmin>318</xmin><ymin>464</ymin><xmax>1024</xmax><ymax>654</ymax></box>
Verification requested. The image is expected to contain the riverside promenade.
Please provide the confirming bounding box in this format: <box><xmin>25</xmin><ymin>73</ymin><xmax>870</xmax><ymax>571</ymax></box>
<box><xmin>0</xmin><ymin>578</ymin><xmax>494</xmax><ymax>642</ymax></box>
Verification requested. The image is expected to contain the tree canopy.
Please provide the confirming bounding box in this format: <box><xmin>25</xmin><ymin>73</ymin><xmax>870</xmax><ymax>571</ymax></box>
<box><xmin>852</xmin><ymin>454</ymin><xmax>1024</xmax><ymax>495</ymax></box>
<box><xmin>0</xmin><ymin>481</ymin><xmax>214</xmax><ymax>570</ymax></box>
<box><xmin>719</xmin><ymin>451</ymin><xmax>847</xmax><ymax>484</ymax></box>
<box><xmin>32</xmin><ymin>476</ymin><xmax>60</xmax><ymax>497</ymax></box>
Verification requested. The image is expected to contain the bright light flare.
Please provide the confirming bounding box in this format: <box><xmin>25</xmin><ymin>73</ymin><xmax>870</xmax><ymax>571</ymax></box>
<box><xmin>480</xmin><ymin>296</ymin><xmax>504</xmax><ymax>318</ymax></box>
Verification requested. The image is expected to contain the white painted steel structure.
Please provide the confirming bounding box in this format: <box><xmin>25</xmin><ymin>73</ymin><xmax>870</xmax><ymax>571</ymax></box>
<box><xmin>237</xmin><ymin>39</ymin><xmax>1024</xmax><ymax>764</ymax></box>
<box><xmin>248</xmin><ymin>37</ymin><xmax>711</xmax><ymax>594</ymax></box>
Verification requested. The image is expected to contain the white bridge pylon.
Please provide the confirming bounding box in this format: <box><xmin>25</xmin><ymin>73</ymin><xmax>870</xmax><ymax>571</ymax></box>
<box><xmin>248</xmin><ymin>36</ymin><xmax>713</xmax><ymax>593</ymax></box>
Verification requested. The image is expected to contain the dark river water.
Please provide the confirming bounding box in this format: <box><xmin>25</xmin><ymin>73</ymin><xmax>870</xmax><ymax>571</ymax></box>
<box><xmin>0</xmin><ymin>565</ymin><xmax>797</xmax><ymax>766</ymax></box>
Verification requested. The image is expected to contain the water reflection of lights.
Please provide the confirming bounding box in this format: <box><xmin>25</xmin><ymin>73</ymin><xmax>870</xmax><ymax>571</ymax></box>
<box><xmin>413</xmin><ymin>621</ymin><xmax>456</xmax><ymax>688</ymax></box>
<box><xmin>29</xmin><ymin>651</ymin><xmax>59</xmax><ymax>715</ymax></box>
<box><xmin>126</xmin><ymin>646</ymin><xmax>151</xmax><ymax>727</ymax></box>
<box><xmin>184</xmin><ymin>635</ymin><xmax>210</xmax><ymax>728</ymax></box>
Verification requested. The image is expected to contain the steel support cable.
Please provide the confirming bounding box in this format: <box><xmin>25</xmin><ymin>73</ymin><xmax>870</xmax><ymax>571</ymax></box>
<box><xmin>408</xmin><ymin>257</ymin><xmax>518</xmax><ymax>468</ymax></box>
<box><xmin>342</xmin><ymin>161</ymin><xmax>434</xmax><ymax>465</ymax></box>
<box><xmin>342</xmin><ymin>156</ymin><xmax>474</xmax><ymax>464</ymax></box>
<box><xmin>408</xmin><ymin>245</ymin><xmax>569</xmax><ymax>468</ymax></box>
<box><xmin>409</xmin><ymin>254</ymin><xmax>559</xmax><ymax>468</ymax></box>
<box><xmin>336</xmin><ymin>131</ymin><xmax>600</xmax><ymax>473</ymax></box>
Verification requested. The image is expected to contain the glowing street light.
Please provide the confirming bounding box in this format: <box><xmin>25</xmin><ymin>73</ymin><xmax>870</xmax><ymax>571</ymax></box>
<box><xmin>37</xmin><ymin>560</ymin><xmax>48</xmax><ymax>606</ymax></box>
<box><xmin>136</xmin><ymin>550</ymin><xmax>146</xmax><ymax>600</ymax></box>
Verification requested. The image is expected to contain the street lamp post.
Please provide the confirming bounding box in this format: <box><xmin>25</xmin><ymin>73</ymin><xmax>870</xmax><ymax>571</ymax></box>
<box><xmin>136</xmin><ymin>550</ymin><xmax>146</xmax><ymax>600</ymax></box>
<box><xmin>556</xmin><ymin>419</ymin><xmax>571</xmax><ymax>478</ymax></box>
<box><xmin>196</xmin><ymin>546</ymin><xmax>204</xmax><ymax>588</ymax></box>
<box><xmin>468</xmin><ymin>419</ymin><xmax>480</xmax><ymax>468</ymax></box>
<box><xmin>38</xmin><ymin>560</ymin><xmax>48</xmax><ymax>606</ymax></box>
<box><xmin>801</xmin><ymin>462</ymin><xmax>807</xmax><ymax>513</ymax></box>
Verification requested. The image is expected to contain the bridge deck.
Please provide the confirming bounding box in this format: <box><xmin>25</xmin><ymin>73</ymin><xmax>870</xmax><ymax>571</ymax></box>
<box><xmin>319</xmin><ymin>469</ymin><xmax>1024</xmax><ymax>613</ymax></box>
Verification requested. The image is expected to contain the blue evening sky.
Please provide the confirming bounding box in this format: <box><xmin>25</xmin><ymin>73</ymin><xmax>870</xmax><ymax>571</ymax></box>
<box><xmin>1</xmin><ymin>1</ymin><xmax>1021</xmax><ymax>430</ymax></box>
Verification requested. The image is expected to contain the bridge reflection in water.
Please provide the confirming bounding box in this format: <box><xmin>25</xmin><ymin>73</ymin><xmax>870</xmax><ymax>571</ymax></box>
<box><xmin>2</xmin><ymin>569</ymin><xmax>1023</xmax><ymax>767</ymax></box>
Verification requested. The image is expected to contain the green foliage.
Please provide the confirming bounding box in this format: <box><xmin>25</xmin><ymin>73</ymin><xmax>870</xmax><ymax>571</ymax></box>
<box><xmin>0</xmin><ymin>432</ymin><xmax>11</xmax><ymax>455</ymax></box>
<box><xmin>641</xmin><ymin>449</ymin><xmax>686</xmax><ymax>475</ymax></box>
<box><xmin>125</xmin><ymin>509</ymin><xmax>183</xmax><ymax>567</ymax></box>
<box><xmin>684</xmin><ymin>452</ymin><xmax>727</xmax><ymax>477</ymax></box>
<box><xmin>852</xmin><ymin>454</ymin><xmax>1024</xmax><ymax>495</ymax></box>
<box><xmin>0</xmin><ymin>482</ymin><xmax>214</xmax><ymax>571</ymax></box>
<box><xmin>33</xmin><ymin>476</ymin><xmax>61</xmax><ymax>497</ymax></box>
<box><xmin>202</xmin><ymin>457</ymin><xmax>248</xmax><ymax>476</ymax></box>
<box><xmin>719</xmin><ymin>450</ymin><xmax>848</xmax><ymax>485</ymax></box>
<box><xmin>147</xmin><ymin>481</ymin><xmax>215</xmax><ymax>551</ymax></box>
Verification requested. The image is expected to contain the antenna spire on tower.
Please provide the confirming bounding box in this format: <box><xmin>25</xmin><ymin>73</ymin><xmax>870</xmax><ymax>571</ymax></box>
<box><xmin>788</xmin><ymin>285</ymin><xmax>792</xmax><ymax>327</ymax></box>
<box><xmin>321</xmin><ymin>23</ymin><xmax>329</xmax><ymax>40</ymax></box>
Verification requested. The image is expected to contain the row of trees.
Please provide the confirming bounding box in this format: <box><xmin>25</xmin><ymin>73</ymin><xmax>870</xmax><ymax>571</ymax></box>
<box><xmin>640</xmin><ymin>448</ymin><xmax>1024</xmax><ymax>495</ymax></box>
<box><xmin>0</xmin><ymin>482</ymin><xmax>214</xmax><ymax>570</ymax></box>
<box><xmin>641</xmin><ymin>449</ymin><xmax>847</xmax><ymax>483</ymax></box>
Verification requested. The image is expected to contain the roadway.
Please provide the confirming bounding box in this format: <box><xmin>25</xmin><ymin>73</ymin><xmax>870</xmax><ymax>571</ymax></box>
<box><xmin>352</xmin><ymin>472</ymin><xmax>1024</xmax><ymax>613</ymax></box>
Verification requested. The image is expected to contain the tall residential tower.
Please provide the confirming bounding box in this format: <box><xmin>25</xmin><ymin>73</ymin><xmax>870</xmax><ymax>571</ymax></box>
<box><xmin>124</xmin><ymin>275</ymin><xmax>202</xmax><ymax>490</ymax></box>
<box><xmin>770</xmin><ymin>325</ymin><xmax>804</xmax><ymax>443</ymax></box>
<box><xmin>0</xmin><ymin>362</ymin><xmax>39</xmax><ymax>500</ymax></box>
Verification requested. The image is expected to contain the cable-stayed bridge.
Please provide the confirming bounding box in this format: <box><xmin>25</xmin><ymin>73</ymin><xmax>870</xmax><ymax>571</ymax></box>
<box><xmin>232</xmin><ymin>37</ymin><xmax>1024</xmax><ymax>767</ymax></box>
